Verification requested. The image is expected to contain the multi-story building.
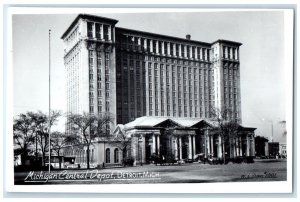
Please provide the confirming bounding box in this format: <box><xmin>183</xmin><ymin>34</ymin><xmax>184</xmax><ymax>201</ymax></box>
<box><xmin>61</xmin><ymin>14</ymin><xmax>255</xmax><ymax>167</ymax></box>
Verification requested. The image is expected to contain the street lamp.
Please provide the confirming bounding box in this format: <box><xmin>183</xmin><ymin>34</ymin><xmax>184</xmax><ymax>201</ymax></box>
<box><xmin>262</xmin><ymin>118</ymin><xmax>274</xmax><ymax>142</ymax></box>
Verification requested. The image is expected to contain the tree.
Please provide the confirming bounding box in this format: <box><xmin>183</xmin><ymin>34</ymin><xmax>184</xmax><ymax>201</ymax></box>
<box><xmin>210</xmin><ymin>106</ymin><xmax>241</xmax><ymax>164</ymax></box>
<box><xmin>29</xmin><ymin>110</ymin><xmax>61</xmax><ymax>166</ymax></box>
<box><xmin>51</xmin><ymin>131</ymin><xmax>79</xmax><ymax>169</ymax></box>
<box><xmin>13</xmin><ymin>113</ymin><xmax>36</xmax><ymax>165</ymax></box>
<box><xmin>67</xmin><ymin>112</ymin><xmax>113</xmax><ymax>169</ymax></box>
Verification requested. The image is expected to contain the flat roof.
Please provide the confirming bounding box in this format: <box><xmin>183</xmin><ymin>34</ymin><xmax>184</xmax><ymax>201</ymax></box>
<box><xmin>61</xmin><ymin>14</ymin><xmax>119</xmax><ymax>39</ymax></box>
<box><xmin>211</xmin><ymin>39</ymin><xmax>242</xmax><ymax>46</ymax></box>
<box><xmin>116</xmin><ymin>27</ymin><xmax>212</xmax><ymax>47</ymax></box>
<box><xmin>123</xmin><ymin>116</ymin><xmax>256</xmax><ymax>131</ymax></box>
<box><xmin>61</xmin><ymin>14</ymin><xmax>242</xmax><ymax>47</ymax></box>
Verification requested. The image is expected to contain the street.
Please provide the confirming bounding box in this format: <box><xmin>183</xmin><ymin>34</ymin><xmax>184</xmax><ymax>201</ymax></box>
<box><xmin>14</xmin><ymin>159</ymin><xmax>287</xmax><ymax>184</ymax></box>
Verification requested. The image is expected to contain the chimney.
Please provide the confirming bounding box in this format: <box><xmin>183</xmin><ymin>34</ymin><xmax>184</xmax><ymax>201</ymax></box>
<box><xmin>186</xmin><ymin>34</ymin><xmax>191</xmax><ymax>40</ymax></box>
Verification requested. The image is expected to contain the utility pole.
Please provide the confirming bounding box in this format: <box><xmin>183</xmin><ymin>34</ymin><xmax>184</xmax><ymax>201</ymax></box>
<box><xmin>48</xmin><ymin>29</ymin><xmax>51</xmax><ymax>173</ymax></box>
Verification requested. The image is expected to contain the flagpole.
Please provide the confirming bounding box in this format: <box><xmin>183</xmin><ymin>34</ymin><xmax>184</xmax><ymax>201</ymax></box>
<box><xmin>48</xmin><ymin>29</ymin><xmax>51</xmax><ymax>173</ymax></box>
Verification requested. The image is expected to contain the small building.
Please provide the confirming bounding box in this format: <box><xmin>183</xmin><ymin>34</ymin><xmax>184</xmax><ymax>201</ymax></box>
<box><xmin>279</xmin><ymin>143</ymin><xmax>287</xmax><ymax>158</ymax></box>
<box><xmin>254</xmin><ymin>136</ymin><xmax>269</xmax><ymax>157</ymax></box>
<box><xmin>265</xmin><ymin>142</ymin><xmax>280</xmax><ymax>158</ymax></box>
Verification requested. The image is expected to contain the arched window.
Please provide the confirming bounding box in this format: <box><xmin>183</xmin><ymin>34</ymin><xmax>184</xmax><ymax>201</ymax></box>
<box><xmin>106</xmin><ymin>148</ymin><xmax>110</xmax><ymax>163</ymax></box>
<box><xmin>114</xmin><ymin>148</ymin><xmax>119</xmax><ymax>163</ymax></box>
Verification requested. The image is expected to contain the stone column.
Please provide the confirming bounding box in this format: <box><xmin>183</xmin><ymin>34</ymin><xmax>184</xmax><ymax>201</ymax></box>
<box><xmin>204</xmin><ymin>129</ymin><xmax>208</xmax><ymax>158</ymax></box>
<box><xmin>167</xmin><ymin>42</ymin><xmax>170</xmax><ymax>55</ymax></box>
<box><xmin>141</xmin><ymin>135</ymin><xmax>146</xmax><ymax>163</ymax></box>
<box><xmin>207</xmin><ymin>134</ymin><xmax>211</xmax><ymax>156</ymax></box>
<box><xmin>184</xmin><ymin>45</ymin><xmax>187</xmax><ymax>58</ymax></box>
<box><xmin>108</xmin><ymin>25</ymin><xmax>111</xmax><ymax>41</ymax></box>
<box><xmin>210</xmin><ymin>135</ymin><xmax>214</xmax><ymax>156</ymax></box>
<box><xmin>232</xmin><ymin>138</ymin><xmax>236</xmax><ymax>158</ymax></box>
<box><xmin>195</xmin><ymin>47</ymin><xmax>198</xmax><ymax>60</ymax></box>
<box><xmin>192</xmin><ymin>135</ymin><xmax>196</xmax><ymax>159</ymax></box>
<box><xmin>137</xmin><ymin>37</ymin><xmax>141</xmax><ymax>51</ymax></box>
<box><xmin>199</xmin><ymin>48</ymin><xmax>202</xmax><ymax>60</ymax></box>
<box><xmin>236</xmin><ymin>137</ymin><xmax>239</xmax><ymax>156</ymax></box>
<box><xmin>150</xmin><ymin>39</ymin><xmax>153</xmax><ymax>53</ymax></box>
<box><xmin>179</xmin><ymin>44</ymin><xmax>182</xmax><ymax>57</ymax></box>
<box><xmin>144</xmin><ymin>38</ymin><xmax>147</xmax><ymax>51</ymax></box>
<box><xmin>246</xmin><ymin>135</ymin><xmax>250</xmax><ymax>156</ymax></box>
<box><xmin>157</xmin><ymin>135</ymin><xmax>160</xmax><ymax>155</ymax></box>
<box><xmin>162</xmin><ymin>42</ymin><xmax>165</xmax><ymax>55</ymax></box>
<box><xmin>100</xmin><ymin>24</ymin><xmax>104</xmax><ymax>40</ymax></box>
<box><xmin>218</xmin><ymin>135</ymin><xmax>222</xmax><ymax>159</ymax></box>
<box><xmin>131</xmin><ymin>136</ymin><xmax>137</xmax><ymax>166</ymax></box>
<box><xmin>188</xmin><ymin>135</ymin><xmax>192</xmax><ymax>159</ymax></box>
<box><xmin>179</xmin><ymin>136</ymin><xmax>182</xmax><ymax>160</ymax></box>
<box><xmin>251</xmin><ymin>135</ymin><xmax>255</xmax><ymax>156</ymax></box>
<box><xmin>152</xmin><ymin>134</ymin><xmax>156</xmax><ymax>154</ymax></box>
<box><xmin>173</xmin><ymin>43</ymin><xmax>176</xmax><ymax>56</ymax></box>
<box><xmin>239</xmin><ymin>136</ymin><xmax>243</xmax><ymax>156</ymax></box>
<box><xmin>174</xmin><ymin>136</ymin><xmax>178</xmax><ymax>160</ymax></box>
<box><xmin>92</xmin><ymin>22</ymin><xmax>95</xmax><ymax>38</ymax></box>
<box><xmin>155</xmin><ymin>41</ymin><xmax>159</xmax><ymax>54</ymax></box>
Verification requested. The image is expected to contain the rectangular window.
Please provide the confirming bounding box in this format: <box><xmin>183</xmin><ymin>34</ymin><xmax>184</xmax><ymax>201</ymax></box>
<box><xmin>104</xmin><ymin>25</ymin><xmax>109</xmax><ymax>41</ymax></box>
<box><xmin>192</xmin><ymin>47</ymin><xmax>195</xmax><ymax>59</ymax></box>
<box><xmin>95</xmin><ymin>24</ymin><xmax>101</xmax><ymax>39</ymax></box>
<box><xmin>202</xmin><ymin>48</ymin><xmax>206</xmax><ymax>60</ymax></box>
<box><xmin>153</xmin><ymin>40</ymin><xmax>157</xmax><ymax>53</ymax></box>
<box><xmin>168</xmin><ymin>43</ymin><xmax>172</xmax><ymax>56</ymax></box>
<box><xmin>233</xmin><ymin>48</ymin><xmax>236</xmax><ymax>60</ymax></box>
<box><xmin>207</xmin><ymin>49</ymin><xmax>210</xmax><ymax>61</ymax></box>
<box><xmin>87</xmin><ymin>22</ymin><xmax>93</xmax><ymax>38</ymax></box>
<box><xmin>147</xmin><ymin>39</ymin><xmax>151</xmax><ymax>52</ymax></box>
<box><xmin>164</xmin><ymin>42</ymin><xmax>168</xmax><ymax>55</ymax></box>
<box><xmin>89</xmin><ymin>50</ymin><xmax>94</xmax><ymax>66</ymax></box>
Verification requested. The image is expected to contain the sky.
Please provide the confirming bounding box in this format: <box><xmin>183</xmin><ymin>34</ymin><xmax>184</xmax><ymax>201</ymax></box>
<box><xmin>12</xmin><ymin>10</ymin><xmax>290</xmax><ymax>143</ymax></box>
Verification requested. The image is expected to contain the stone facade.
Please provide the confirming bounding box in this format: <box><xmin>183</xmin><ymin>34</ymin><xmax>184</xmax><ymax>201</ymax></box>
<box><xmin>61</xmin><ymin>14</ymin><xmax>255</xmax><ymax>166</ymax></box>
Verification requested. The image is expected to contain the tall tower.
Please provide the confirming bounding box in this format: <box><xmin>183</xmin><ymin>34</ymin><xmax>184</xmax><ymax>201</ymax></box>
<box><xmin>211</xmin><ymin>40</ymin><xmax>242</xmax><ymax>122</ymax></box>
<box><xmin>61</xmin><ymin>14</ymin><xmax>118</xmax><ymax>132</ymax></box>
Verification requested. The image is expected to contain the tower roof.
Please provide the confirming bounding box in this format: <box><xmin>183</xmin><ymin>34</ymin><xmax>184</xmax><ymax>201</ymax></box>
<box><xmin>61</xmin><ymin>14</ymin><xmax>119</xmax><ymax>39</ymax></box>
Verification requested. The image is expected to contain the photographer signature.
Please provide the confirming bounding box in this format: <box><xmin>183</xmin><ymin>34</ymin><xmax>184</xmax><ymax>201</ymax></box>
<box><xmin>241</xmin><ymin>172</ymin><xmax>277</xmax><ymax>179</ymax></box>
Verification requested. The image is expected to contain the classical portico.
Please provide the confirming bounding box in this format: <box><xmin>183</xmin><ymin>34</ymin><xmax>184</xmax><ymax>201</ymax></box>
<box><xmin>121</xmin><ymin>116</ymin><xmax>256</xmax><ymax>165</ymax></box>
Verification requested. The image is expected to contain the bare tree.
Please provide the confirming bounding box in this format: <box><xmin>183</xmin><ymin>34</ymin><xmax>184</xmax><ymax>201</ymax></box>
<box><xmin>51</xmin><ymin>131</ymin><xmax>79</xmax><ymax>169</ymax></box>
<box><xmin>13</xmin><ymin>113</ymin><xmax>36</xmax><ymax>165</ymax></box>
<box><xmin>210</xmin><ymin>106</ymin><xmax>240</xmax><ymax>164</ymax></box>
<box><xmin>67</xmin><ymin>112</ymin><xmax>113</xmax><ymax>169</ymax></box>
<box><xmin>29</xmin><ymin>111</ymin><xmax>61</xmax><ymax>166</ymax></box>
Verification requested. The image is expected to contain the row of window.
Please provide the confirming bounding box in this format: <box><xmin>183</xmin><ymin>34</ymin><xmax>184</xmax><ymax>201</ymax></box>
<box><xmin>120</xmin><ymin>34</ymin><xmax>210</xmax><ymax>61</ymax></box>
<box><xmin>64</xmin><ymin>26</ymin><xmax>80</xmax><ymax>51</ymax></box>
<box><xmin>223</xmin><ymin>46</ymin><xmax>239</xmax><ymax>60</ymax></box>
<box><xmin>64</xmin><ymin>148</ymin><xmax>120</xmax><ymax>164</ymax></box>
<box><xmin>89</xmin><ymin>51</ymin><xmax>111</xmax><ymax>114</ymax></box>
<box><xmin>121</xmin><ymin>60</ymin><xmax>215</xmax><ymax>119</ymax></box>
<box><xmin>87</xmin><ymin>21</ymin><xmax>111</xmax><ymax>41</ymax></box>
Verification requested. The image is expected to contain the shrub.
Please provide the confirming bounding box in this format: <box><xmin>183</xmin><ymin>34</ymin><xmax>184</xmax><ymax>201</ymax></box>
<box><xmin>244</xmin><ymin>156</ymin><xmax>254</xmax><ymax>163</ymax></box>
<box><xmin>235</xmin><ymin>157</ymin><xmax>243</xmax><ymax>164</ymax></box>
<box><xmin>122</xmin><ymin>157</ymin><xmax>134</xmax><ymax>166</ymax></box>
